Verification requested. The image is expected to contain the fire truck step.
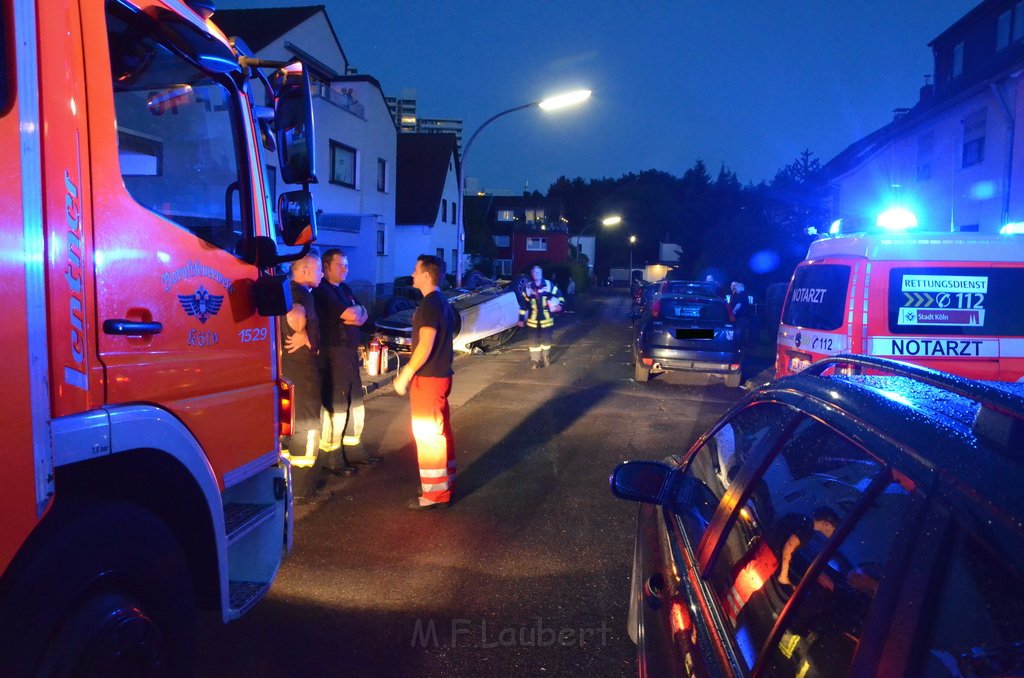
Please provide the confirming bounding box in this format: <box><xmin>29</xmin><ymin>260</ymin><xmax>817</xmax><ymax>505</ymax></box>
<box><xmin>229</xmin><ymin>580</ymin><xmax>271</xmax><ymax>616</ymax></box>
<box><xmin>223</xmin><ymin>502</ymin><xmax>276</xmax><ymax>545</ymax></box>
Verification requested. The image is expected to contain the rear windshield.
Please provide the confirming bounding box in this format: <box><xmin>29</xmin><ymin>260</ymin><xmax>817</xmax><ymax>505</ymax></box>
<box><xmin>781</xmin><ymin>264</ymin><xmax>850</xmax><ymax>330</ymax></box>
<box><xmin>661</xmin><ymin>299</ymin><xmax>729</xmax><ymax>323</ymax></box>
<box><xmin>888</xmin><ymin>267</ymin><xmax>1024</xmax><ymax>336</ymax></box>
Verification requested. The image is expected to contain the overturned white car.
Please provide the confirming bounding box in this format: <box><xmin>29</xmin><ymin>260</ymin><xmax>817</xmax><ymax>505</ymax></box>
<box><xmin>375</xmin><ymin>275</ymin><xmax>522</xmax><ymax>353</ymax></box>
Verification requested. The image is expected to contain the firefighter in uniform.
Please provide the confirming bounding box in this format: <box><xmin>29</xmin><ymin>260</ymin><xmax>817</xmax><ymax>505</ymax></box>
<box><xmin>518</xmin><ymin>265</ymin><xmax>564</xmax><ymax>368</ymax></box>
<box><xmin>313</xmin><ymin>248</ymin><xmax>380</xmax><ymax>476</ymax></box>
<box><xmin>280</xmin><ymin>254</ymin><xmax>324</xmax><ymax>499</ymax></box>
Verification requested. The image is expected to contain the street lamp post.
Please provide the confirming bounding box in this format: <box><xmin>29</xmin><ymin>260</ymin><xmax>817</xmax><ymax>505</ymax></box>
<box><xmin>574</xmin><ymin>214</ymin><xmax>621</xmax><ymax>267</ymax></box>
<box><xmin>457</xmin><ymin>89</ymin><xmax>591</xmax><ymax>285</ymax></box>
<box><xmin>629</xmin><ymin>235</ymin><xmax>636</xmax><ymax>275</ymax></box>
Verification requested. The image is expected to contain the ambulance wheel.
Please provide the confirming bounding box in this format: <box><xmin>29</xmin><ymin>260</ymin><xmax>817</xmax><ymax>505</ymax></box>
<box><xmin>0</xmin><ymin>499</ymin><xmax>196</xmax><ymax>676</ymax></box>
<box><xmin>634</xmin><ymin>358</ymin><xmax>651</xmax><ymax>383</ymax></box>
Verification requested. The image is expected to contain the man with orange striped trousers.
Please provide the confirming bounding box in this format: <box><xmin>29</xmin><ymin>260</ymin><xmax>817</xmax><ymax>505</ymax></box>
<box><xmin>394</xmin><ymin>255</ymin><xmax>456</xmax><ymax>510</ymax></box>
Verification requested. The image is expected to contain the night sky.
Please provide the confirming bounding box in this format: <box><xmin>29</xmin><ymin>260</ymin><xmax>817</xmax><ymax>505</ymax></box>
<box><xmin>216</xmin><ymin>0</ymin><xmax>979</xmax><ymax>193</ymax></box>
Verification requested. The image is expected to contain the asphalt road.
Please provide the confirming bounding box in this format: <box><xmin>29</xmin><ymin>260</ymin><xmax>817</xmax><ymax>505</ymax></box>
<box><xmin>197</xmin><ymin>290</ymin><xmax>751</xmax><ymax>677</ymax></box>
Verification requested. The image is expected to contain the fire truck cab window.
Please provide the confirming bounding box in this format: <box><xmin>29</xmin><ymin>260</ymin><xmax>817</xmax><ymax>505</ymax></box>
<box><xmin>705</xmin><ymin>416</ymin><xmax>884</xmax><ymax>673</ymax></box>
<box><xmin>782</xmin><ymin>264</ymin><xmax>850</xmax><ymax>331</ymax></box>
<box><xmin>107</xmin><ymin>8</ymin><xmax>244</xmax><ymax>255</ymax></box>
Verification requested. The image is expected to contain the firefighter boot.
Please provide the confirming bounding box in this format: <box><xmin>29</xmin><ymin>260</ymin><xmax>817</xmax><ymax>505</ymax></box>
<box><xmin>345</xmin><ymin>439</ymin><xmax>382</xmax><ymax>469</ymax></box>
<box><xmin>320</xmin><ymin>448</ymin><xmax>357</xmax><ymax>478</ymax></box>
<box><xmin>292</xmin><ymin>465</ymin><xmax>327</xmax><ymax>504</ymax></box>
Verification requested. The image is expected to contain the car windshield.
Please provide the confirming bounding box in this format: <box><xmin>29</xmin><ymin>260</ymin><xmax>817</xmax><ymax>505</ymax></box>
<box><xmin>660</xmin><ymin>298</ymin><xmax>728</xmax><ymax>323</ymax></box>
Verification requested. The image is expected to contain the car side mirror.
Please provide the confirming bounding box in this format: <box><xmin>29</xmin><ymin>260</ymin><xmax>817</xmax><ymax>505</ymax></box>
<box><xmin>271</xmin><ymin>62</ymin><xmax>317</xmax><ymax>185</ymax></box>
<box><xmin>277</xmin><ymin>190</ymin><xmax>317</xmax><ymax>246</ymax></box>
<box><xmin>609</xmin><ymin>460</ymin><xmax>675</xmax><ymax>504</ymax></box>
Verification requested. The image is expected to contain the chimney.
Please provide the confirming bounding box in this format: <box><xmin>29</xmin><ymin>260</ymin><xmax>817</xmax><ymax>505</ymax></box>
<box><xmin>919</xmin><ymin>74</ymin><xmax>933</xmax><ymax>102</ymax></box>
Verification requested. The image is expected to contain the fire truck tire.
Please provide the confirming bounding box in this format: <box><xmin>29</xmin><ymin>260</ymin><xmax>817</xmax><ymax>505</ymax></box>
<box><xmin>0</xmin><ymin>499</ymin><xmax>196</xmax><ymax>676</ymax></box>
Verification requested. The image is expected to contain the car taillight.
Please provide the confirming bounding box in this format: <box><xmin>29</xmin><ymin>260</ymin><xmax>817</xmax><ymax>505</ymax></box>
<box><xmin>650</xmin><ymin>299</ymin><xmax>661</xmax><ymax>318</ymax></box>
<box><xmin>278</xmin><ymin>377</ymin><xmax>294</xmax><ymax>438</ymax></box>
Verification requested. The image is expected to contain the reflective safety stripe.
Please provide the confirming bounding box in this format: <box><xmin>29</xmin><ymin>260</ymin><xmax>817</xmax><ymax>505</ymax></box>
<box><xmin>540</xmin><ymin>344</ymin><xmax>551</xmax><ymax>350</ymax></box>
<box><xmin>342</xmin><ymin>436</ymin><xmax>361</xmax><ymax>446</ymax></box>
<box><xmin>282</xmin><ymin>451</ymin><xmax>317</xmax><ymax>468</ymax></box>
<box><xmin>529</xmin><ymin>346</ymin><xmax>543</xmax><ymax>352</ymax></box>
<box><xmin>420</xmin><ymin>467</ymin><xmax>448</xmax><ymax>479</ymax></box>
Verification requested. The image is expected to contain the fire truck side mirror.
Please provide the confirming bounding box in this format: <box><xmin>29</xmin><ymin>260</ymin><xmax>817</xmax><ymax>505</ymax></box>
<box><xmin>253</xmin><ymin>273</ymin><xmax>293</xmax><ymax>317</ymax></box>
<box><xmin>277</xmin><ymin>190</ymin><xmax>317</xmax><ymax>247</ymax></box>
<box><xmin>271</xmin><ymin>63</ymin><xmax>317</xmax><ymax>185</ymax></box>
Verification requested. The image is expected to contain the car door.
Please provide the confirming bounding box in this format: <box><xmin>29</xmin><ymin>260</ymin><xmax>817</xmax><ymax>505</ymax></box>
<box><xmin>632</xmin><ymin>402</ymin><xmax>796</xmax><ymax>676</ymax></box>
<box><xmin>81</xmin><ymin>3</ymin><xmax>275</xmax><ymax>475</ymax></box>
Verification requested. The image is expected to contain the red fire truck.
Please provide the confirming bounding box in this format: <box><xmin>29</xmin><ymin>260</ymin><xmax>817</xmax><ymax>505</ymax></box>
<box><xmin>0</xmin><ymin>0</ymin><xmax>319</xmax><ymax>673</ymax></box>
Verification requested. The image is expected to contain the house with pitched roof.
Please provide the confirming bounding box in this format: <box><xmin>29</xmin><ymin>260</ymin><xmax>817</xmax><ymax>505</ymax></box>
<box><xmin>215</xmin><ymin>6</ymin><xmax>398</xmax><ymax>303</ymax></box>
<box><xmin>824</xmin><ymin>0</ymin><xmax>1024</xmax><ymax>234</ymax></box>
<box><xmin>394</xmin><ymin>134</ymin><xmax>461</xmax><ymax>281</ymax></box>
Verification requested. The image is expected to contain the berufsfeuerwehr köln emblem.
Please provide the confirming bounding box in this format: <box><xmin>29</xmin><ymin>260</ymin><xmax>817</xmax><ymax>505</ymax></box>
<box><xmin>178</xmin><ymin>286</ymin><xmax>224</xmax><ymax>324</ymax></box>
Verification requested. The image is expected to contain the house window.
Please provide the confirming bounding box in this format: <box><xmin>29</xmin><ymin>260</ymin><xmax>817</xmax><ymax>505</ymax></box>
<box><xmin>962</xmin><ymin>109</ymin><xmax>986</xmax><ymax>168</ymax></box>
<box><xmin>998</xmin><ymin>10</ymin><xmax>1012</xmax><ymax>51</ymax></box>
<box><xmin>493</xmin><ymin>235</ymin><xmax>510</xmax><ymax>248</ymax></box>
<box><xmin>1016</xmin><ymin>1</ymin><xmax>1024</xmax><ymax>42</ymax></box>
<box><xmin>451</xmin><ymin>202</ymin><xmax>457</xmax><ymax>224</ymax></box>
<box><xmin>377</xmin><ymin>158</ymin><xmax>387</xmax><ymax>192</ymax></box>
<box><xmin>496</xmin><ymin>209</ymin><xmax>515</xmax><ymax>222</ymax></box>
<box><xmin>441</xmin><ymin>199</ymin><xmax>448</xmax><ymax>223</ymax></box>
<box><xmin>377</xmin><ymin>228</ymin><xmax>385</xmax><ymax>255</ymax></box>
<box><xmin>452</xmin><ymin>249</ymin><xmax>458</xmax><ymax>270</ymax></box>
<box><xmin>525</xmin><ymin>208</ymin><xmax>545</xmax><ymax>223</ymax></box>
<box><xmin>329</xmin><ymin>141</ymin><xmax>356</xmax><ymax>188</ymax></box>
<box><xmin>952</xmin><ymin>42</ymin><xmax>964</xmax><ymax>78</ymax></box>
<box><xmin>436</xmin><ymin>248</ymin><xmax>444</xmax><ymax>261</ymax></box>
<box><xmin>495</xmin><ymin>259</ymin><xmax>512</xmax><ymax>276</ymax></box>
<box><xmin>916</xmin><ymin>133</ymin><xmax>933</xmax><ymax>181</ymax></box>
<box><xmin>526</xmin><ymin>237</ymin><xmax>547</xmax><ymax>252</ymax></box>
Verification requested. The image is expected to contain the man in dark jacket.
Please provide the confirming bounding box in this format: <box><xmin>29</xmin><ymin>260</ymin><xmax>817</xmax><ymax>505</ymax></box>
<box><xmin>313</xmin><ymin>248</ymin><xmax>380</xmax><ymax>477</ymax></box>
<box><xmin>281</xmin><ymin>254</ymin><xmax>324</xmax><ymax>500</ymax></box>
<box><xmin>518</xmin><ymin>265</ymin><xmax>564</xmax><ymax>368</ymax></box>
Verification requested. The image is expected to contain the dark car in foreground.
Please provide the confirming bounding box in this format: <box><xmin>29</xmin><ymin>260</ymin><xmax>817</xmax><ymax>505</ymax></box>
<box><xmin>610</xmin><ymin>355</ymin><xmax>1024</xmax><ymax>677</ymax></box>
<box><xmin>633</xmin><ymin>294</ymin><xmax>741</xmax><ymax>386</ymax></box>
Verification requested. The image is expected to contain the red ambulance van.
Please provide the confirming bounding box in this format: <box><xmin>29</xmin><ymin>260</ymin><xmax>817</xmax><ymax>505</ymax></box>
<box><xmin>776</xmin><ymin>232</ymin><xmax>1024</xmax><ymax>382</ymax></box>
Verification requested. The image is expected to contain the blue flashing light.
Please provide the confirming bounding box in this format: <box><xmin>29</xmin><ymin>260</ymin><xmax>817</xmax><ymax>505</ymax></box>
<box><xmin>876</xmin><ymin>207</ymin><xmax>918</xmax><ymax>231</ymax></box>
<box><xmin>829</xmin><ymin>219</ymin><xmax>842</xmax><ymax>235</ymax></box>
<box><xmin>1000</xmin><ymin>222</ymin><xmax>1024</xmax><ymax>235</ymax></box>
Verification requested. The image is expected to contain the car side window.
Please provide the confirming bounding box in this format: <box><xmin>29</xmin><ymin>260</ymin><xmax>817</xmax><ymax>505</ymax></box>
<box><xmin>918</xmin><ymin>528</ymin><xmax>1024</xmax><ymax>677</ymax></box>
<box><xmin>763</xmin><ymin>478</ymin><xmax>912</xmax><ymax>677</ymax></box>
<box><xmin>705</xmin><ymin>416</ymin><xmax>886</xmax><ymax>673</ymax></box>
<box><xmin>672</xmin><ymin>403</ymin><xmax>793</xmax><ymax>549</ymax></box>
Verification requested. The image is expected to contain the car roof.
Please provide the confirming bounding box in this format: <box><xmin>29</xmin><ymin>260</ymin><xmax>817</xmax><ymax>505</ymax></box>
<box><xmin>745</xmin><ymin>355</ymin><xmax>1024</xmax><ymax>529</ymax></box>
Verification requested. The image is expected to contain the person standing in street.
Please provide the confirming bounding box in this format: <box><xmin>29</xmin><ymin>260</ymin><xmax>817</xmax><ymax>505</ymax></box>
<box><xmin>313</xmin><ymin>248</ymin><xmax>380</xmax><ymax>477</ymax></box>
<box><xmin>394</xmin><ymin>255</ymin><xmax>456</xmax><ymax>510</ymax></box>
<box><xmin>728</xmin><ymin>281</ymin><xmax>754</xmax><ymax>346</ymax></box>
<box><xmin>518</xmin><ymin>265</ymin><xmax>564</xmax><ymax>368</ymax></box>
<box><xmin>280</xmin><ymin>254</ymin><xmax>324</xmax><ymax>501</ymax></box>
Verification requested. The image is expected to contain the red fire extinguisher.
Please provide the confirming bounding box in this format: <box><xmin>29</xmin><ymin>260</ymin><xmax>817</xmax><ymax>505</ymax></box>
<box><xmin>380</xmin><ymin>341</ymin><xmax>390</xmax><ymax>374</ymax></box>
<box><xmin>367</xmin><ymin>336</ymin><xmax>381</xmax><ymax>376</ymax></box>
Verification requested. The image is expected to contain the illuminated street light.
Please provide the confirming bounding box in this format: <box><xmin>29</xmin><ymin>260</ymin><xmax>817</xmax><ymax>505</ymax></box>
<box><xmin>457</xmin><ymin>89</ymin><xmax>592</xmax><ymax>284</ymax></box>
<box><xmin>574</xmin><ymin>214</ymin><xmax>621</xmax><ymax>266</ymax></box>
<box><xmin>629</xmin><ymin>235</ymin><xmax>637</xmax><ymax>276</ymax></box>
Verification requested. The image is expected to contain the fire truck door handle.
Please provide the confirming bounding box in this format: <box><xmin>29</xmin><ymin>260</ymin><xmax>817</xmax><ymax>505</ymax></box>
<box><xmin>103</xmin><ymin>319</ymin><xmax>163</xmax><ymax>335</ymax></box>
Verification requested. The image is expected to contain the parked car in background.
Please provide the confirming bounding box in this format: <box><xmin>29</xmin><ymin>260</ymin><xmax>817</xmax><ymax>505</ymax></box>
<box><xmin>633</xmin><ymin>294</ymin><xmax>741</xmax><ymax>386</ymax></box>
<box><xmin>610</xmin><ymin>354</ymin><xmax>1024</xmax><ymax>677</ymax></box>
<box><xmin>635</xmin><ymin>279</ymin><xmax>725</xmax><ymax>315</ymax></box>
<box><xmin>376</xmin><ymin>276</ymin><xmax>520</xmax><ymax>353</ymax></box>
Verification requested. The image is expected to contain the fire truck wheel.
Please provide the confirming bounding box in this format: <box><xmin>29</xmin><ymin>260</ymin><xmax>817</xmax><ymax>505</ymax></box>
<box><xmin>0</xmin><ymin>499</ymin><xmax>196</xmax><ymax>676</ymax></box>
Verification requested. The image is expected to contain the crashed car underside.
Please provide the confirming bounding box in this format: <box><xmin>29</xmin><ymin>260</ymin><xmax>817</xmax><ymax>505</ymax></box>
<box><xmin>375</xmin><ymin>277</ymin><xmax>521</xmax><ymax>353</ymax></box>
